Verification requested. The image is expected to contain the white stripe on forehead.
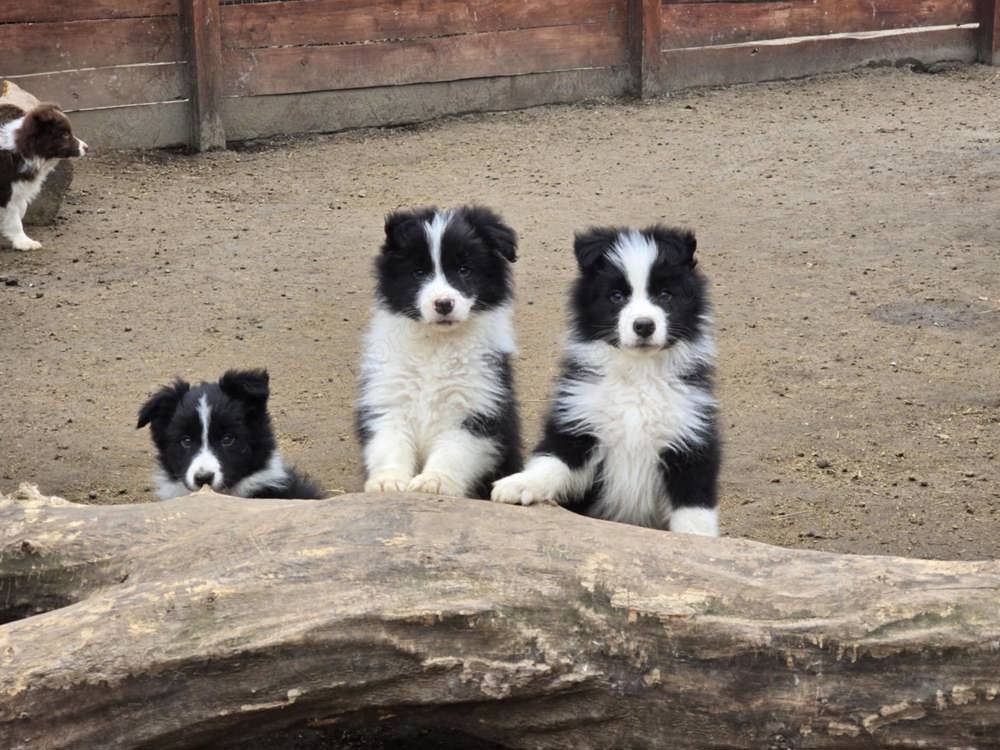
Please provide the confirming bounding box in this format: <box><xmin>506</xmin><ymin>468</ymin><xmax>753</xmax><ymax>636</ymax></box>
<box><xmin>423</xmin><ymin>210</ymin><xmax>454</xmax><ymax>275</ymax></box>
<box><xmin>608</xmin><ymin>230</ymin><xmax>657</xmax><ymax>297</ymax></box>
<box><xmin>197</xmin><ymin>394</ymin><xmax>211</xmax><ymax>444</ymax></box>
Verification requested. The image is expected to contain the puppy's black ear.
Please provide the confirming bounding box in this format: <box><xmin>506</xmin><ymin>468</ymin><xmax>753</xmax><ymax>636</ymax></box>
<box><xmin>573</xmin><ymin>228</ymin><xmax>618</xmax><ymax>271</ymax></box>
<box><xmin>383</xmin><ymin>209</ymin><xmax>429</xmax><ymax>254</ymax></box>
<box><xmin>137</xmin><ymin>379</ymin><xmax>190</xmax><ymax>429</ymax></box>
<box><xmin>219</xmin><ymin>369</ymin><xmax>270</xmax><ymax>405</ymax></box>
<box><xmin>463</xmin><ymin>206</ymin><xmax>517</xmax><ymax>263</ymax></box>
<box><xmin>649</xmin><ymin>225</ymin><xmax>697</xmax><ymax>269</ymax></box>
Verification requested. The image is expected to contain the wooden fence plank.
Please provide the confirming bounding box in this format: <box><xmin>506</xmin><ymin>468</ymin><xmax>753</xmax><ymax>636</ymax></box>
<box><xmin>69</xmin><ymin>101</ymin><xmax>192</xmax><ymax>149</ymax></box>
<box><xmin>4</xmin><ymin>63</ymin><xmax>187</xmax><ymax>111</ymax></box>
<box><xmin>661</xmin><ymin>26</ymin><xmax>978</xmax><ymax>90</ymax></box>
<box><xmin>981</xmin><ymin>0</ymin><xmax>1000</xmax><ymax>64</ymax></box>
<box><xmin>220</xmin><ymin>0</ymin><xmax>626</xmax><ymax>49</ymax></box>
<box><xmin>629</xmin><ymin>0</ymin><xmax>663</xmax><ymax>96</ymax></box>
<box><xmin>661</xmin><ymin>0</ymin><xmax>978</xmax><ymax>49</ymax></box>
<box><xmin>223</xmin><ymin>68</ymin><xmax>630</xmax><ymax>141</ymax></box>
<box><xmin>0</xmin><ymin>1</ymin><xmax>177</xmax><ymax>24</ymax></box>
<box><xmin>181</xmin><ymin>0</ymin><xmax>225</xmax><ymax>150</ymax></box>
<box><xmin>223</xmin><ymin>21</ymin><xmax>629</xmax><ymax>97</ymax></box>
<box><xmin>0</xmin><ymin>17</ymin><xmax>183</xmax><ymax>77</ymax></box>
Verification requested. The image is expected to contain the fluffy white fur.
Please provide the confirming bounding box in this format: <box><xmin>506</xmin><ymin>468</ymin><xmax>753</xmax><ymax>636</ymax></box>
<box><xmin>359</xmin><ymin>304</ymin><xmax>515</xmax><ymax>496</ymax></box>
<box><xmin>231</xmin><ymin>453</ymin><xmax>291</xmax><ymax>498</ymax></box>
<box><xmin>493</xmin><ymin>327</ymin><xmax>717</xmax><ymax>531</ymax></box>
<box><xmin>669</xmin><ymin>506</ymin><xmax>719</xmax><ymax>536</ymax></box>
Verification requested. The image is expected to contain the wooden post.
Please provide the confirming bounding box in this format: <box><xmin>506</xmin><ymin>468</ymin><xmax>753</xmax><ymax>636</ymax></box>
<box><xmin>628</xmin><ymin>0</ymin><xmax>663</xmax><ymax>98</ymax></box>
<box><xmin>981</xmin><ymin>0</ymin><xmax>1000</xmax><ymax>64</ymax></box>
<box><xmin>181</xmin><ymin>0</ymin><xmax>226</xmax><ymax>150</ymax></box>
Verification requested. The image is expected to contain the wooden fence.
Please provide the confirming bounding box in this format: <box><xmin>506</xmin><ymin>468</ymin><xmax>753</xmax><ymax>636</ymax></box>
<box><xmin>1</xmin><ymin>0</ymin><xmax>997</xmax><ymax>150</ymax></box>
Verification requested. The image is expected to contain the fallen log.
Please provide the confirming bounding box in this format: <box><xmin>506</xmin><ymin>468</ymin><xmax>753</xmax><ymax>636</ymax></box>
<box><xmin>1</xmin><ymin>485</ymin><xmax>999</xmax><ymax>750</ymax></box>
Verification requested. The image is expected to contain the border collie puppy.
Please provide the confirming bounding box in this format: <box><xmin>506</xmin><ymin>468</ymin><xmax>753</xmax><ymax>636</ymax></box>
<box><xmin>491</xmin><ymin>226</ymin><xmax>720</xmax><ymax>536</ymax></box>
<box><xmin>137</xmin><ymin>369</ymin><xmax>324</xmax><ymax>500</ymax></box>
<box><xmin>0</xmin><ymin>102</ymin><xmax>88</xmax><ymax>250</ymax></box>
<box><xmin>357</xmin><ymin>205</ymin><xmax>522</xmax><ymax>499</ymax></box>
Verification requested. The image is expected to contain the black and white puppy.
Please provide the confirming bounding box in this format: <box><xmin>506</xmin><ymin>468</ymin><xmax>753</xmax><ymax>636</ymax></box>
<box><xmin>1</xmin><ymin>103</ymin><xmax>88</xmax><ymax>250</ymax></box>
<box><xmin>356</xmin><ymin>205</ymin><xmax>522</xmax><ymax>499</ymax></box>
<box><xmin>138</xmin><ymin>369</ymin><xmax>324</xmax><ymax>500</ymax></box>
<box><xmin>491</xmin><ymin>226</ymin><xmax>720</xmax><ymax>535</ymax></box>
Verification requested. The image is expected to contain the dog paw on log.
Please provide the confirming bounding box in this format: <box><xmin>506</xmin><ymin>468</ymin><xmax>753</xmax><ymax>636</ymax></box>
<box><xmin>1</xmin><ymin>484</ymin><xmax>999</xmax><ymax>749</ymax></box>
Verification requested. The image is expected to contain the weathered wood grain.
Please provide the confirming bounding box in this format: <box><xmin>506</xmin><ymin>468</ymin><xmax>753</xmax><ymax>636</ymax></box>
<box><xmin>0</xmin><ymin>17</ymin><xmax>184</xmax><ymax>77</ymax></box>
<box><xmin>981</xmin><ymin>0</ymin><xmax>1000</xmax><ymax>64</ymax></box>
<box><xmin>629</xmin><ymin>0</ymin><xmax>663</xmax><ymax>96</ymax></box>
<box><xmin>661</xmin><ymin>0</ymin><xmax>978</xmax><ymax>49</ymax></box>
<box><xmin>1</xmin><ymin>485</ymin><xmax>999</xmax><ymax>749</ymax></box>
<box><xmin>661</xmin><ymin>26</ymin><xmax>978</xmax><ymax>90</ymax></box>
<box><xmin>221</xmin><ymin>0</ymin><xmax>626</xmax><ymax>49</ymax></box>
<box><xmin>223</xmin><ymin>21</ymin><xmax>629</xmax><ymax>97</ymax></box>
<box><xmin>181</xmin><ymin>0</ymin><xmax>225</xmax><ymax>150</ymax></box>
<box><xmin>0</xmin><ymin>0</ymin><xmax>177</xmax><ymax>24</ymax></box>
<box><xmin>3</xmin><ymin>63</ymin><xmax>187</xmax><ymax>112</ymax></box>
<box><xmin>223</xmin><ymin>67</ymin><xmax>630</xmax><ymax>141</ymax></box>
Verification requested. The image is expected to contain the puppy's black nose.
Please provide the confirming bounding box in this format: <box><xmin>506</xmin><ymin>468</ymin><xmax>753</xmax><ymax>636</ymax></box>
<box><xmin>633</xmin><ymin>318</ymin><xmax>656</xmax><ymax>338</ymax></box>
<box><xmin>434</xmin><ymin>298</ymin><xmax>454</xmax><ymax>315</ymax></box>
<box><xmin>194</xmin><ymin>471</ymin><xmax>215</xmax><ymax>487</ymax></box>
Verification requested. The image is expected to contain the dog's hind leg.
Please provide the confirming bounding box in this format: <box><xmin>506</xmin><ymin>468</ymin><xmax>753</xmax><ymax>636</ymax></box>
<box><xmin>659</xmin><ymin>438</ymin><xmax>721</xmax><ymax>536</ymax></box>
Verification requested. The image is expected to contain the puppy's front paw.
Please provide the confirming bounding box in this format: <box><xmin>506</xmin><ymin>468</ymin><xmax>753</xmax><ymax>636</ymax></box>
<box><xmin>490</xmin><ymin>473</ymin><xmax>553</xmax><ymax>506</ymax></box>
<box><xmin>406</xmin><ymin>472</ymin><xmax>464</xmax><ymax>497</ymax></box>
<box><xmin>364</xmin><ymin>471</ymin><xmax>411</xmax><ymax>494</ymax></box>
<box><xmin>11</xmin><ymin>235</ymin><xmax>42</xmax><ymax>251</ymax></box>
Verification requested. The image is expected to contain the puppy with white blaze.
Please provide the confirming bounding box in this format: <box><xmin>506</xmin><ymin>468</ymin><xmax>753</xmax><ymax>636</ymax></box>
<box><xmin>491</xmin><ymin>225</ymin><xmax>721</xmax><ymax>536</ymax></box>
<box><xmin>1</xmin><ymin>102</ymin><xmax>88</xmax><ymax>250</ymax></box>
<box><xmin>138</xmin><ymin>369</ymin><xmax>325</xmax><ymax>500</ymax></box>
<box><xmin>357</xmin><ymin>205</ymin><xmax>522</xmax><ymax>499</ymax></box>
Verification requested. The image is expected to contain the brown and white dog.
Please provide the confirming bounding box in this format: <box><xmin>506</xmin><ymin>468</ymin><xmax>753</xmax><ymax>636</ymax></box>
<box><xmin>0</xmin><ymin>103</ymin><xmax>88</xmax><ymax>250</ymax></box>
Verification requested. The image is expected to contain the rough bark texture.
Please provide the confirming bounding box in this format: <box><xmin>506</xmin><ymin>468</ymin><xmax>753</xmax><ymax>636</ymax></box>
<box><xmin>2</xmin><ymin>485</ymin><xmax>999</xmax><ymax>750</ymax></box>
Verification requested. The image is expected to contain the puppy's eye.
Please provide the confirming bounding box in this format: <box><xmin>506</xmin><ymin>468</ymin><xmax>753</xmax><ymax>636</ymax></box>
<box><xmin>180</xmin><ymin>436</ymin><xmax>193</xmax><ymax>448</ymax></box>
<box><xmin>221</xmin><ymin>434</ymin><xmax>235</xmax><ymax>447</ymax></box>
<box><xmin>656</xmin><ymin>289</ymin><xmax>673</xmax><ymax>301</ymax></box>
<box><xmin>458</xmin><ymin>265</ymin><xmax>471</xmax><ymax>277</ymax></box>
<box><xmin>412</xmin><ymin>268</ymin><xmax>427</xmax><ymax>279</ymax></box>
<box><xmin>609</xmin><ymin>290</ymin><xmax>626</xmax><ymax>304</ymax></box>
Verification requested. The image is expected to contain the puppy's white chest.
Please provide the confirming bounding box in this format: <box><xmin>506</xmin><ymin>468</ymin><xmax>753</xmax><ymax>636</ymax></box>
<box><xmin>361</xmin><ymin>307</ymin><xmax>514</xmax><ymax>442</ymax></box>
<box><xmin>565</xmin><ymin>359</ymin><xmax>710</xmax><ymax>526</ymax></box>
<box><xmin>578</xmin><ymin>364</ymin><xmax>702</xmax><ymax>452</ymax></box>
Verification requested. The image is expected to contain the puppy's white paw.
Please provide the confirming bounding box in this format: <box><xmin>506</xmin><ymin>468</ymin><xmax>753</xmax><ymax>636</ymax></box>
<box><xmin>364</xmin><ymin>472</ymin><xmax>411</xmax><ymax>494</ymax></box>
<box><xmin>11</xmin><ymin>235</ymin><xmax>42</xmax><ymax>251</ymax></box>
<box><xmin>490</xmin><ymin>473</ymin><xmax>552</xmax><ymax>506</ymax></box>
<box><xmin>406</xmin><ymin>472</ymin><xmax>464</xmax><ymax>497</ymax></box>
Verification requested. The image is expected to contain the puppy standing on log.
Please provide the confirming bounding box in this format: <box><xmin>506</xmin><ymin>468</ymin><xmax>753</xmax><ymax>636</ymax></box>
<box><xmin>0</xmin><ymin>100</ymin><xmax>87</xmax><ymax>250</ymax></box>
<box><xmin>138</xmin><ymin>369</ymin><xmax>324</xmax><ymax>500</ymax></box>
<box><xmin>492</xmin><ymin>226</ymin><xmax>720</xmax><ymax>535</ymax></box>
<box><xmin>357</xmin><ymin>206</ymin><xmax>522</xmax><ymax>499</ymax></box>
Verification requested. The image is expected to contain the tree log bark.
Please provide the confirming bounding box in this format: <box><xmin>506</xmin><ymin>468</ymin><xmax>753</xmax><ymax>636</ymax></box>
<box><xmin>2</xmin><ymin>485</ymin><xmax>999</xmax><ymax>750</ymax></box>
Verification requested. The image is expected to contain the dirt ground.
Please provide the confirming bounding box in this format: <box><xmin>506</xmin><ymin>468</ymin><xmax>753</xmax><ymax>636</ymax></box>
<box><xmin>2</xmin><ymin>66</ymin><xmax>997</xmax><ymax>560</ymax></box>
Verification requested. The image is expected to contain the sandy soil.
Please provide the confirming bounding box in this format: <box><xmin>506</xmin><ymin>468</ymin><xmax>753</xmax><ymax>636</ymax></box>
<box><xmin>2</xmin><ymin>66</ymin><xmax>998</xmax><ymax>560</ymax></box>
